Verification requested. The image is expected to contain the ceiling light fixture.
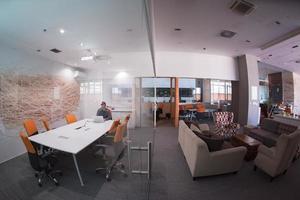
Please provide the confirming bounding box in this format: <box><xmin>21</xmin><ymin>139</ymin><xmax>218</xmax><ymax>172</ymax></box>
<box><xmin>81</xmin><ymin>56</ymin><xmax>94</xmax><ymax>61</ymax></box>
<box><xmin>80</xmin><ymin>42</ymin><xmax>84</xmax><ymax>47</ymax></box>
<box><xmin>59</xmin><ymin>28</ymin><xmax>65</xmax><ymax>34</ymax></box>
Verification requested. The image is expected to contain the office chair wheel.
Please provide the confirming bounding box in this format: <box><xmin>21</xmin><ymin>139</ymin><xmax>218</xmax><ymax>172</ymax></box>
<box><xmin>120</xmin><ymin>164</ymin><xmax>125</xmax><ymax>169</ymax></box>
<box><xmin>35</xmin><ymin>172</ymin><xmax>38</xmax><ymax>178</ymax></box>
<box><xmin>38</xmin><ymin>179</ymin><xmax>42</xmax><ymax>187</ymax></box>
<box><xmin>105</xmin><ymin>174</ymin><xmax>111</xmax><ymax>182</ymax></box>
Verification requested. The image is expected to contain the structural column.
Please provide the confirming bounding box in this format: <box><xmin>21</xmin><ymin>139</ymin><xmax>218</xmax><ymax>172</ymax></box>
<box><xmin>174</xmin><ymin>77</ymin><xmax>179</xmax><ymax>127</ymax></box>
<box><xmin>238</xmin><ymin>54</ymin><xmax>260</xmax><ymax>126</ymax></box>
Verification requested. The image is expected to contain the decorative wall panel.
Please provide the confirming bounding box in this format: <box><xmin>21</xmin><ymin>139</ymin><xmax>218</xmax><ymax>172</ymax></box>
<box><xmin>0</xmin><ymin>73</ymin><xmax>80</xmax><ymax>129</ymax></box>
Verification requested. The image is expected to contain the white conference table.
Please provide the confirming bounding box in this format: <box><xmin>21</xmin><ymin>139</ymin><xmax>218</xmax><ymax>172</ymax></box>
<box><xmin>29</xmin><ymin>119</ymin><xmax>113</xmax><ymax>186</ymax></box>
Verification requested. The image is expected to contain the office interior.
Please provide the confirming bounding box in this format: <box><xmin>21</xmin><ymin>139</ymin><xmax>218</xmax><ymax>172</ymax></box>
<box><xmin>1</xmin><ymin>0</ymin><xmax>300</xmax><ymax>199</ymax></box>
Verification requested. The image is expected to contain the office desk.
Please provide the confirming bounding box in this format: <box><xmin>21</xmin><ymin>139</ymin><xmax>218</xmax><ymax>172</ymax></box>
<box><xmin>29</xmin><ymin>119</ymin><xmax>113</xmax><ymax>186</ymax></box>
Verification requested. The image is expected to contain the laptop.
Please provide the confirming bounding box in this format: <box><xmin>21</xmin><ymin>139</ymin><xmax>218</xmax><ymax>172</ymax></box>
<box><xmin>94</xmin><ymin>116</ymin><xmax>104</xmax><ymax>123</ymax></box>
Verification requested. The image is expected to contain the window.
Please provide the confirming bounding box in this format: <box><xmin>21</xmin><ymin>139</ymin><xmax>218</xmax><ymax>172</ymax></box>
<box><xmin>80</xmin><ymin>81</ymin><xmax>102</xmax><ymax>95</ymax></box>
<box><xmin>211</xmin><ymin>80</ymin><xmax>232</xmax><ymax>103</ymax></box>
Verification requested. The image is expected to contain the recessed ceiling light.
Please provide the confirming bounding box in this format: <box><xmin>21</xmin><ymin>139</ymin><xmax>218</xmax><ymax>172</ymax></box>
<box><xmin>268</xmin><ymin>54</ymin><xmax>272</xmax><ymax>57</ymax></box>
<box><xmin>59</xmin><ymin>28</ymin><xmax>65</xmax><ymax>34</ymax></box>
<box><xmin>80</xmin><ymin>42</ymin><xmax>84</xmax><ymax>47</ymax></box>
<box><xmin>127</xmin><ymin>28</ymin><xmax>133</xmax><ymax>32</ymax></box>
<box><xmin>296</xmin><ymin>60</ymin><xmax>300</xmax><ymax>64</ymax></box>
<box><xmin>174</xmin><ymin>28</ymin><xmax>182</xmax><ymax>31</ymax></box>
<box><xmin>203</xmin><ymin>48</ymin><xmax>206</xmax><ymax>50</ymax></box>
<box><xmin>36</xmin><ymin>49</ymin><xmax>41</xmax><ymax>52</ymax></box>
<box><xmin>43</xmin><ymin>29</ymin><xmax>47</xmax><ymax>32</ymax></box>
<box><xmin>220</xmin><ymin>30</ymin><xmax>237</xmax><ymax>38</ymax></box>
<box><xmin>246</xmin><ymin>40</ymin><xmax>251</xmax><ymax>43</ymax></box>
<box><xmin>292</xmin><ymin>45</ymin><xmax>298</xmax><ymax>49</ymax></box>
<box><xmin>81</xmin><ymin>56</ymin><xmax>94</xmax><ymax>61</ymax></box>
<box><xmin>275</xmin><ymin>21</ymin><xmax>281</xmax><ymax>25</ymax></box>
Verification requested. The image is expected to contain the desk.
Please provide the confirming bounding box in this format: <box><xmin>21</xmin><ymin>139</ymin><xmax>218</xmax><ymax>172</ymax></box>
<box><xmin>29</xmin><ymin>119</ymin><xmax>113</xmax><ymax>186</ymax></box>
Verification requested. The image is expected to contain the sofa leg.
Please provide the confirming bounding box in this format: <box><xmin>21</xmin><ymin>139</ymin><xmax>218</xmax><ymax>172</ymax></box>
<box><xmin>283</xmin><ymin>169</ymin><xmax>287</xmax><ymax>175</ymax></box>
<box><xmin>232</xmin><ymin>171</ymin><xmax>238</xmax><ymax>174</ymax></box>
<box><xmin>193</xmin><ymin>177</ymin><xmax>197</xmax><ymax>181</ymax></box>
<box><xmin>253</xmin><ymin>165</ymin><xmax>257</xmax><ymax>171</ymax></box>
<box><xmin>270</xmin><ymin>177</ymin><xmax>274</xmax><ymax>182</ymax></box>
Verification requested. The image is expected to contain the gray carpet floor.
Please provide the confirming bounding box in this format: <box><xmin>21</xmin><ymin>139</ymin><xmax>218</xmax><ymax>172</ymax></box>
<box><xmin>1</xmin><ymin>124</ymin><xmax>300</xmax><ymax>200</ymax></box>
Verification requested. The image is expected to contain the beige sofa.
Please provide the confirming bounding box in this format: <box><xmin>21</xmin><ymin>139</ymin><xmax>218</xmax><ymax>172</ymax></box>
<box><xmin>254</xmin><ymin>129</ymin><xmax>300</xmax><ymax>180</ymax></box>
<box><xmin>178</xmin><ymin>120</ymin><xmax>247</xmax><ymax>179</ymax></box>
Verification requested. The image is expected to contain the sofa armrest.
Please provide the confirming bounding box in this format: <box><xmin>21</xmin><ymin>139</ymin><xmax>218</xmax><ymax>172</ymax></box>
<box><xmin>257</xmin><ymin>145</ymin><xmax>275</xmax><ymax>158</ymax></box>
<box><xmin>208</xmin><ymin>146</ymin><xmax>247</xmax><ymax>171</ymax></box>
<box><xmin>210</xmin><ymin>146</ymin><xmax>246</xmax><ymax>160</ymax></box>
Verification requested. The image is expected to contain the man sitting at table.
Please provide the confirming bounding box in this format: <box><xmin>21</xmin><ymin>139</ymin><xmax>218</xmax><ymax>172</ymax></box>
<box><xmin>96</xmin><ymin>101</ymin><xmax>112</xmax><ymax>120</ymax></box>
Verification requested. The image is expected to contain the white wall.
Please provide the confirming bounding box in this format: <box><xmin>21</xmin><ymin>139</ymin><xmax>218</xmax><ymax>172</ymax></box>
<box><xmin>0</xmin><ymin>43</ymin><xmax>80</xmax><ymax>164</ymax></box>
<box><xmin>155</xmin><ymin>51</ymin><xmax>239</xmax><ymax>80</ymax></box>
<box><xmin>293</xmin><ymin>73</ymin><xmax>300</xmax><ymax>115</ymax></box>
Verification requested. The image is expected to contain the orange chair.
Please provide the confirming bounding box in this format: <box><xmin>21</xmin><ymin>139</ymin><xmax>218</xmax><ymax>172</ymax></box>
<box><xmin>41</xmin><ymin>117</ymin><xmax>51</xmax><ymax>131</ymax></box>
<box><xmin>96</xmin><ymin>123</ymin><xmax>127</xmax><ymax>181</ymax></box>
<box><xmin>65</xmin><ymin>114</ymin><xmax>77</xmax><ymax>124</ymax></box>
<box><xmin>23</xmin><ymin>119</ymin><xmax>39</xmax><ymax>136</ymax></box>
<box><xmin>107</xmin><ymin>119</ymin><xmax>121</xmax><ymax>135</ymax></box>
<box><xmin>184</xmin><ymin>104</ymin><xmax>194</xmax><ymax>110</ymax></box>
<box><xmin>20</xmin><ymin>132</ymin><xmax>62</xmax><ymax>186</ymax></box>
<box><xmin>124</xmin><ymin>114</ymin><xmax>130</xmax><ymax>122</ymax></box>
<box><xmin>196</xmin><ymin>103</ymin><xmax>206</xmax><ymax>113</ymax></box>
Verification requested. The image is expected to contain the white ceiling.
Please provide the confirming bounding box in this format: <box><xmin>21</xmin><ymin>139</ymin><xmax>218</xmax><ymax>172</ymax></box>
<box><xmin>0</xmin><ymin>0</ymin><xmax>300</xmax><ymax>75</ymax></box>
<box><xmin>0</xmin><ymin>0</ymin><xmax>153</xmax><ymax>74</ymax></box>
<box><xmin>152</xmin><ymin>0</ymin><xmax>300</xmax><ymax>72</ymax></box>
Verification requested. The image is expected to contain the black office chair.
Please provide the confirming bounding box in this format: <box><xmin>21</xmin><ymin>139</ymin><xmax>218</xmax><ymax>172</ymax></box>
<box><xmin>19</xmin><ymin>132</ymin><xmax>62</xmax><ymax>187</ymax></box>
<box><xmin>95</xmin><ymin>123</ymin><xmax>127</xmax><ymax>181</ymax></box>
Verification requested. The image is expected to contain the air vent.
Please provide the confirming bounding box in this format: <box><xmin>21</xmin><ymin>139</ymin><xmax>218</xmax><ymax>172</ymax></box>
<box><xmin>230</xmin><ymin>0</ymin><xmax>255</xmax><ymax>15</ymax></box>
<box><xmin>220</xmin><ymin>30</ymin><xmax>237</xmax><ymax>38</ymax></box>
<box><xmin>50</xmin><ymin>48</ymin><xmax>62</xmax><ymax>53</ymax></box>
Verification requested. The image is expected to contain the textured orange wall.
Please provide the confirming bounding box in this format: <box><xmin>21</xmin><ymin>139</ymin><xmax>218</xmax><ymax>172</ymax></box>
<box><xmin>0</xmin><ymin>73</ymin><xmax>80</xmax><ymax>128</ymax></box>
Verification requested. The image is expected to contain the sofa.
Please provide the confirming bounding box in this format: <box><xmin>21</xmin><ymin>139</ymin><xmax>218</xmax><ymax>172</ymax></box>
<box><xmin>178</xmin><ymin>120</ymin><xmax>246</xmax><ymax>179</ymax></box>
<box><xmin>254</xmin><ymin>129</ymin><xmax>300</xmax><ymax>180</ymax></box>
<box><xmin>245</xmin><ymin>118</ymin><xmax>298</xmax><ymax>147</ymax></box>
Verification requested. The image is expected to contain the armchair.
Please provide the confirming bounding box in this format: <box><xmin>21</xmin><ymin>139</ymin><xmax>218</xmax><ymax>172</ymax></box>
<box><xmin>213</xmin><ymin>112</ymin><xmax>240</xmax><ymax>139</ymax></box>
<box><xmin>254</xmin><ymin>129</ymin><xmax>300</xmax><ymax>181</ymax></box>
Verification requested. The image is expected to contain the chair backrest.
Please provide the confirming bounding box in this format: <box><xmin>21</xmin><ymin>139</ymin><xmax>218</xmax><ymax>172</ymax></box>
<box><xmin>20</xmin><ymin>132</ymin><xmax>45</xmax><ymax>172</ymax></box>
<box><xmin>213</xmin><ymin>112</ymin><xmax>234</xmax><ymax>124</ymax></box>
<box><xmin>113</xmin><ymin>123</ymin><xmax>126</xmax><ymax>159</ymax></box>
<box><xmin>108</xmin><ymin>119</ymin><xmax>120</xmax><ymax>134</ymax></box>
<box><xmin>124</xmin><ymin>114</ymin><xmax>130</xmax><ymax>122</ymax></box>
<box><xmin>274</xmin><ymin>130</ymin><xmax>300</xmax><ymax>173</ymax></box>
<box><xmin>196</xmin><ymin>103</ymin><xmax>206</xmax><ymax>112</ymax></box>
<box><xmin>65</xmin><ymin>114</ymin><xmax>77</xmax><ymax>124</ymax></box>
<box><xmin>19</xmin><ymin>132</ymin><xmax>36</xmax><ymax>154</ymax></box>
<box><xmin>41</xmin><ymin>117</ymin><xmax>51</xmax><ymax>131</ymax></box>
<box><xmin>23</xmin><ymin>119</ymin><xmax>39</xmax><ymax>136</ymax></box>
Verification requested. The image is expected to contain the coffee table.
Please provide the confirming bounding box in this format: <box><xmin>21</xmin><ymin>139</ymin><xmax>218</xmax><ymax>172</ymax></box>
<box><xmin>231</xmin><ymin>133</ymin><xmax>261</xmax><ymax>161</ymax></box>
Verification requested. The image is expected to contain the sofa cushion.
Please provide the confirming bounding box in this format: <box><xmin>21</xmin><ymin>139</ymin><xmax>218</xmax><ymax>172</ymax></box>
<box><xmin>261</xmin><ymin>118</ymin><xmax>279</xmax><ymax>133</ymax></box>
<box><xmin>190</xmin><ymin>124</ymin><xmax>202</xmax><ymax>133</ymax></box>
<box><xmin>249</xmin><ymin>128</ymin><xmax>279</xmax><ymax>147</ymax></box>
<box><xmin>277</xmin><ymin>123</ymin><xmax>297</xmax><ymax>135</ymax></box>
<box><xmin>193</xmin><ymin>131</ymin><xmax>224</xmax><ymax>152</ymax></box>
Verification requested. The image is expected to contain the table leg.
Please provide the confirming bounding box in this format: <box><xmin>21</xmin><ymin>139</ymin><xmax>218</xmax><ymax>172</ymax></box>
<box><xmin>72</xmin><ymin>154</ymin><xmax>84</xmax><ymax>186</ymax></box>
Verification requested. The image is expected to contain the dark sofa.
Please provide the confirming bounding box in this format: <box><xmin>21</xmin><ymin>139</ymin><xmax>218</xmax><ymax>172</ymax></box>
<box><xmin>245</xmin><ymin>118</ymin><xmax>298</xmax><ymax>147</ymax></box>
